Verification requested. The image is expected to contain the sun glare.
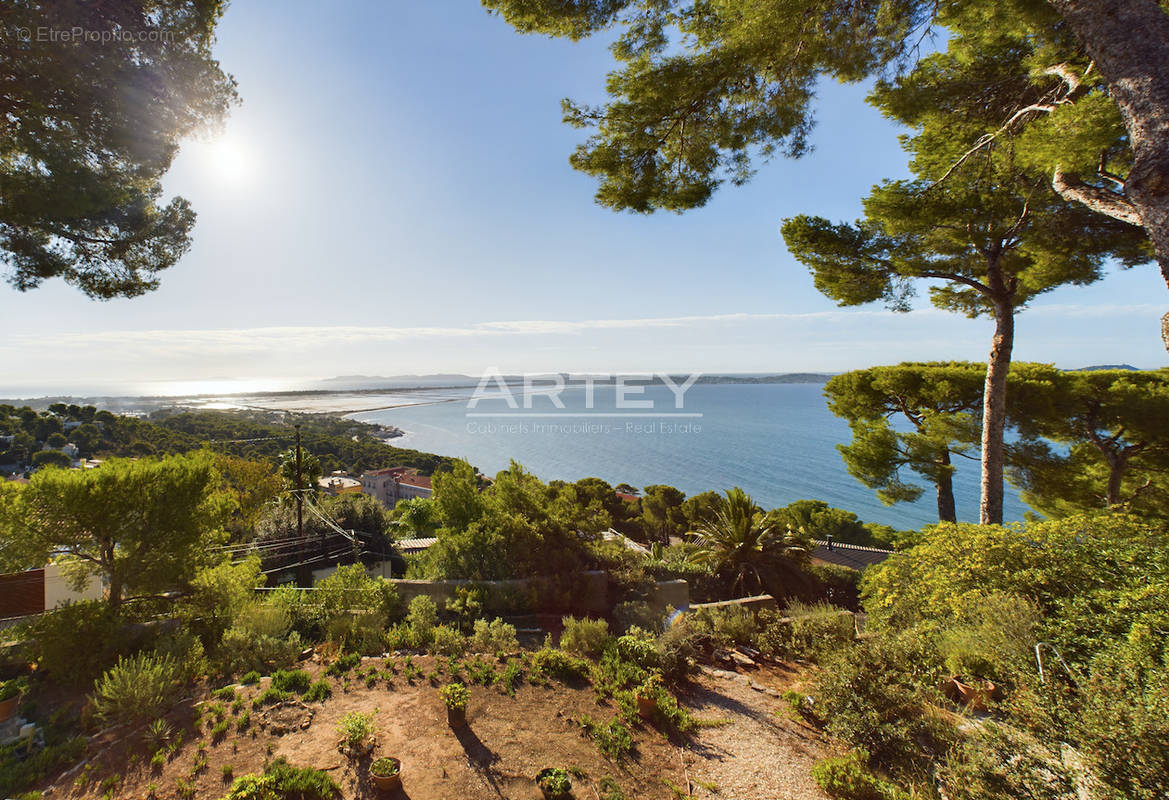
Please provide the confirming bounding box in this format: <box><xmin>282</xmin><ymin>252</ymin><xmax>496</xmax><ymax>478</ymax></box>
<box><xmin>189</xmin><ymin>130</ymin><xmax>257</xmax><ymax>186</ymax></box>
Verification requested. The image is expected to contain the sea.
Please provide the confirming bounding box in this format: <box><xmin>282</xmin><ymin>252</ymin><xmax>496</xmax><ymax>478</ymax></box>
<box><xmin>349</xmin><ymin>382</ymin><xmax>1027</xmax><ymax>531</ymax></box>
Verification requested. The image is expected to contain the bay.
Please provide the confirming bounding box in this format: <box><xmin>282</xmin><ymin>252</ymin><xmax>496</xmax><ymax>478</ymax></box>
<box><xmin>351</xmin><ymin>383</ymin><xmax>1026</xmax><ymax>530</ymax></box>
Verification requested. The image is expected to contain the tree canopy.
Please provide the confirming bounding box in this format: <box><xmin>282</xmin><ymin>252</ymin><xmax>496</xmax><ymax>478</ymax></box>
<box><xmin>482</xmin><ymin>0</ymin><xmax>1169</xmax><ymax>349</ymax></box>
<box><xmin>4</xmin><ymin>452</ymin><xmax>230</xmax><ymax>609</ymax></box>
<box><xmin>0</xmin><ymin>0</ymin><xmax>237</xmax><ymax>297</ymax></box>
<box><xmin>825</xmin><ymin>363</ymin><xmax>985</xmax><ymax>522</ymax></box>
<box><xmin>1008</xmin><ymin>367</ymin><xmax>1169</xmax><ymax>518</ymax></box>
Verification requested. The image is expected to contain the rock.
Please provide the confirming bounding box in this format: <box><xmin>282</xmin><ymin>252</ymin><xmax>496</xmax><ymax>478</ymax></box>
<box><xmin>259</xmin><ymin>702</ymin><xmax>314</xmax><ymax>736</ymax></box>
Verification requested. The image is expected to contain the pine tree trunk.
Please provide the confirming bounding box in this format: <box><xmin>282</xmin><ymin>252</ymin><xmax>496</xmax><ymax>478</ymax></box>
<box><xmin>1106</xmin><ymin>458</ymin><xmax>1125</xmax><ymax>506</ymax></box>
<box><xmin>980</xmin><ymin>302</ymin><xmax>1014</xmax><ymax>525</ymax></box>
<box><xmin>1047</xmin><ymin>0</ymin><xmax>1169</xmax><ymax>352</ymax></box>
<box><xmin>936</xmin><ymin>449</ymin><xmax>957</xmax><ymax>523</ymax></box>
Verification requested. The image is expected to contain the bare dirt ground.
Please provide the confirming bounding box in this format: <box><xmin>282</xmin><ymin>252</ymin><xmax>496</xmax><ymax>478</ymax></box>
<box><xmin>42</xmin><ymin>655</ymin><xmax>830</xmax><ymax>800</ymax></box>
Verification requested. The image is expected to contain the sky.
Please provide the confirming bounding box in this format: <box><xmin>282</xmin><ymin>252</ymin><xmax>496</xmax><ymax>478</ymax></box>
<box><xmin>3</xmin><ymin>1</ymin><xmax>1167</xmax><ymax>396</ymax></box>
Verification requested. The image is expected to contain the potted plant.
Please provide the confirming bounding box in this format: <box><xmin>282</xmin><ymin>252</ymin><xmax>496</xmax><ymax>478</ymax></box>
<box><xmin>439</xmin><ymin>682</ymin><xmax>469</xmax><ymax>727</ymax></box>
<box><xmin>0</xmin><ymin>677</ymin><xmax>28</xmax><ymax>723</ymax></box>
<box><xmin>633</xmin><ymin>674</ymin><xmax>662</xmax><ymax>720</ymax></box>
<box><xmin>536</xmin><ymin>767</ymin><xmax>572</xmax><ymax>800</ymax></box>
<box><xmin>369</xmin><ymin>756</ymin><xmax>402</xmax><ymax>793</ymax></box>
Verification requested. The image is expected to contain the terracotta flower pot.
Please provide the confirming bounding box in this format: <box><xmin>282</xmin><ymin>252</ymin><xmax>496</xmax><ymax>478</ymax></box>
<box><xmin>370</xmin><ymin>757</ymin><xmax>402</xmax><ymax>794</ymax></box>
<box><xmin>946</xmin><ymin>677</ymin><xmax>996</xmax><ymax>712</ymax></box>
<box><xmin>447</xmin><ymin>706</ymin><xmax>466</xmax><ymax>727</ymax></box>
<box><xmin>635</xmin><ymin>694</ymin><xmax>656</xmax><ymax>720</ymax></box>
<box><xmin>0</xmin><ymin>694</ymin><xmax>20</xmax><ymax>723</ymax></box>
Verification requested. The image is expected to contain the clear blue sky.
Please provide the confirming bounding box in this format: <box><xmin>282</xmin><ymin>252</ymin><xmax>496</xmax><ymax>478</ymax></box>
<box><xmin>3</xmin><ymin>1</ymin><xmax>1166</xmax><ymax>395</ymax></box>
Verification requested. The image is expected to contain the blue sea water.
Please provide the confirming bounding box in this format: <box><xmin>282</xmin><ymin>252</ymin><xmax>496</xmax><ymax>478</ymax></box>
<box><xmin>352</xmin><ymin>383</ymin><xmax>1027</xmax><ymax>531</ymax></box>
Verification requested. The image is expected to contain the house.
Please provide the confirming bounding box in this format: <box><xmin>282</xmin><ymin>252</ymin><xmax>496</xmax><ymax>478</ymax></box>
<box><xmin>0</xmin><ymin>563</ymin><xmax>103</xmax><ymax>621</ymax></box>
<box><xmin>318</xmin><ymin>473</ymin><xmax>363</xmax><ymax>496</ymax></box>
<box><xmin>810</xmin><ymin>538</ymin><xmax>893</xmax><ymax>571</ymax></box>
<box><xmin>359</xmin><ymin>467</ymin><xmax>433</xmax><ymax>509</ymax></box>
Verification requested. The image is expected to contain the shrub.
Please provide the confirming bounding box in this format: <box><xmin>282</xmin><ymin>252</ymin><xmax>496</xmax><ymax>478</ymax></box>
<box><xmin>429</xmin><ymin>624</ymin><xmax>467</xmax><ymax>657</ymax></box>
<box><xmin>759</xmin><ymin>601</ymin><xmax>855</xmax><ymax>662</ymax></box>
<box><xmin>23</xmin><ymin>600</ymin><xmax>130</xmax><ymax>686</ymax></box>
<box><xmin>223</xmin><ymin>758</ymin><xmax>339</xmax><ymax>800</ymax></box>
<box><xmin>325</xmin><ymin>611</ymin><xmax>388</xmax><ymax>656</ymax></box>
<box><xmin>218</xmin><ymin>605</ymin><xmax>303</xmax><ymax>677</ymax></box>
<box><xmin>439</xmin><ymin>682</ymin><xmax>470</xmax><ymax>710</ymax></box>
<box><xmin>559</xmin><ymin>616</ymin><xmax>611</xmax><ymax>658</ymax></box>
<box><xmin>937</xmin><ymin>723</ymin><xmax>1078</xmax><ymax>800</ymax></box>
<box><xmin>812</xmin><ymin>752</ymin><xmax>898</xmax><ymax>800</ymax></box>
<box><xmin>336</xmin><ymin>711</ymin><xmax>376</xmax><ymax>750</ymax></box>
<box><xmin>211</xmin><ymin>686</ymin><xmax>237</xmax><ymax>702</ymax></box>
<box><xmin>324</xmin><ymin>651</ymin><xmax>361</xmax><ymax>677</ymax></box>
<box><xmin>301</xmin><ymin>679</ymin><xmax>332</xmax><ymax>703</ymax></box>
<box><xmin>537</xmin><ymin>767</ymin><xmax>572</xmax><ymax>797</ymax></box>
<box><xmin>1073</xmin><ymin>625</ymin><xmax>1169</xmax><ymax>800</ymax></box>
<box><xmin>577</xmin><ymin>714</ymin><xmax>633</xmax><ymax>760</ymax></box>
<box><xmin>528</xmin><ymin>647</ymin><xmax>590</xmax><ymax>682</ymax></box>
<box><xmin>690</xmin><ymin>605</ymin><xmax>758</xmax><ymax>648</ymax></box>
<box><xmin>269</xmin><ymin>669</ymin><xmax>312</xmax><ymax>694</ymax></box>
<box><xmin>407</xmin><ymin>595</ymin><xmax>438</xmax><ymax>644</ymax></box>
<box><xmin>615</xmin><ymin>627</ymin><xmax>659</xmax><ymax>670</ymax></box>
<box><xmin>153</xmin><ymin>628</ymin><xmax>208</xmax><ymax>683</ymax></box>
<box><xmin>240</xmin><ymin>671</ymin><xmax>261</xmax><ymax>685</ymax></box>
<box><xmin>251</xmin><ymin>687</ymin><xmax>291</xmax><ymax>708</ymax></box>
<box><xmin>471</xmin><ymin>617</ymin><xmax>519</xmax><ymax>654</ymax></box>
<box><xmin>90</xmin><ymin>652</ymin><xmax>183</xmax><ymax>725</ymax></box>
<box><xmin>654</xmin><ymin>621</ymin><xmax>699</xmax><ymax>683</ymax></box>
<box><xmin>811</xmin><ymin>631</ymin><xmax>951</xmax><ymax>775</ymax></box>
<box><xmin>934</xmin><ymin>593</ymin><xmax>1042</xmax><ymax>685</ymax></box>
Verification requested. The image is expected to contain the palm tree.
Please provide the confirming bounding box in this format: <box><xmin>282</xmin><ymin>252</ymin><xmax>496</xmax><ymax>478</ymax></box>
<box><xmin>688</xmin><ymin>488</ymin><xmax>810</xmax><ymax>597</ymax></box>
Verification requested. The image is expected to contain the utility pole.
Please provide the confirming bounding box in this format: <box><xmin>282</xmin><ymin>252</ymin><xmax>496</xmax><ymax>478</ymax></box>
<box><xmin>295</xmin><ymin>423</ymin><xmax>303</xmax><ymax>540</ymax></box>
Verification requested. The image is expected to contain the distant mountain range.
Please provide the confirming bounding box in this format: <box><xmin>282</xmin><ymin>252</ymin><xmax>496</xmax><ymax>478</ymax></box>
<box><xmin>318</xmin><ymin>372</ymin><xmax>835</xmax><ymax>389</ymax></box>
<box><xmin>1073</xmin><ymin>364</ymin><xmax>1139</xmax><ymax>371</ymax></box>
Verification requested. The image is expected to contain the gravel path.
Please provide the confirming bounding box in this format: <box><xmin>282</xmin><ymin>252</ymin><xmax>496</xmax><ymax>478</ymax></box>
<box><xmin>682</xmin><ymin>668</ymin><xmax>831</xmax><ymax>800</ymax></box>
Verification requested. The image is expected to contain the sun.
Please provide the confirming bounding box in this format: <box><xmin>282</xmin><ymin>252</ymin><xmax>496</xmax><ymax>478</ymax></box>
<box><xmin>188</xmin><ymin>129</ymin><xmax>257</xmax><ymax>186</ymax></box>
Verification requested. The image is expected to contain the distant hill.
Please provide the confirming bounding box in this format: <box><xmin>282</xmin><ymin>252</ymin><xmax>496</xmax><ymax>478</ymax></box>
<box><xmin>1073</xmin><ymin>364</ymin><xmax>1139</xmax><ymax>372</ymax></box>
<box><xmin>320</xmin><ymin>372</ymin><xmax>834</xmax><ymax>389</ymax></box>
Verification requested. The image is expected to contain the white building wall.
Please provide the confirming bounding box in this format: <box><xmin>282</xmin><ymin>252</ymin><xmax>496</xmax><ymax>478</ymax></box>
<box><xmin>43</xmin><ymin>562</ymin><xmax>102</xmax><ymax>608</ymax></box>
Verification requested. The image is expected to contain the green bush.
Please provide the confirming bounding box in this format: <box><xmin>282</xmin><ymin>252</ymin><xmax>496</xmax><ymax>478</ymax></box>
<box><xmin>1074</xmin><ymin>625</ymin><xmax>1169</xmax><ymax>800</ymax></box>
<box><xmin>301</xmin><ymin>680</ymin><xmax>332</xmax><ymax>703</ymax></box>
<box><xmin>429</xmin><ymin>624</ymin><xmax>467</xmax><ymax>657</ymax></box>
<box><xmin>759</xmin><ymin>601</ymin><xmax>855</xmax><ymax>662</ymax></box>
<box><xmin>218</xmin><ymin>602</ymin><xmax>304</xmax><ymax>676</ymax></box>
<box><xmin>811</xmin><ymin>631</ymin><xmax>952</xmax><ymax>775</ymax></box>
<box><xmin>336</xmin><ymin>711</ymin><xmax>375</xmax><ymax>749</ymax></box>
<box><xmin>860</xmin><ymin>513</ymin><xmax>1169</xmax><ymax>666</ymax></box>
<box><xmin>240</xmin><ymin>671</ymin><xmax>261</xmax><ymax>685</ymax></box>
<box><xmin>222</xmin><ymin>757</ymin><xmax>339</xmax><ymax>800</ymax></box>
<box><xmin>90</xmin><ymin>652</ymin><xmax>183</xmax><ymax>725</ymax></box>
<box><xmin>324</xmin><ymin>651</ymin><xmax>361</xmax><ymax>677</ymax></box>
<box><xmin>470</xmin><ymin>617</ymin><xmax>519</xmax><ymax>653</ymax></box>
<box><xmin>406</xmin><ymin>595</ymin><xmax>438</xmax><ymax>645</ymax></box>
<box><xmin>268</xmin><ymin>669</ymin><xmax>310</xmax><ymax>694</ymax></box>
<box><xmin>812</xmin><ymin>752</ymin><xmax>898</xmax><ymax>800</ymax></box>
<box><xmin>936</xmin><ymin>723</ymin><xmax>1078</xmax><ymax>800</ymax></box>
<box><xmin>559</xmin><ymin>616</ymin><xmax>611</xmax><ymax>658</ymax></box>
<box><xmin>577</xmin><ymin>714</ymin><xmax>633</xmax><ymax>760</ymax></box>
<box><xmin>23</xmin><ymin>600</ymin><xmax>131</xmax><ymax>686</ymax></box>
<box><xmin>438</xmin><ymin>682</ymin><xmax>470</xmax><ymax>710</ymax></box>
<box><xmin>689</xmin><ymin>605</ymin><xmax>758</xmax><ymax>648</ymax></box>
<box><xmin>615</xmin><ymin>627</ymin><xmax>659</xmax><ymax>670</ymax></box>
<box><xmin>528</xmin><ymin>647</ymin><xmax>590</xmax><ymax>682</ymax></box>
<box><xmin>654</xmin><ymin>620</ymin><xmax>699</xmax><ymax>683</ymax></box>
